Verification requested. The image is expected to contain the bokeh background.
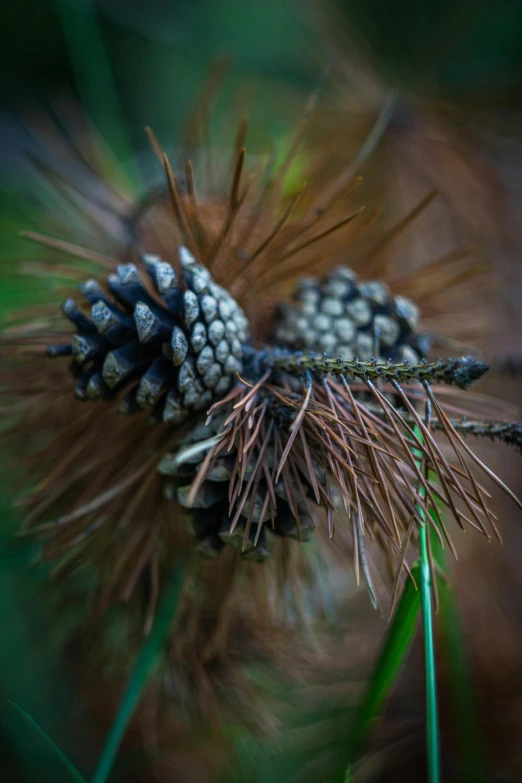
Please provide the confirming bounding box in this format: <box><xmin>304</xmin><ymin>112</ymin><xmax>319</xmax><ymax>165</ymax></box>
<box><xmin>2</xmin><ymin>1</ymin><xmax>522</xmax><ymax>781</ymax></box>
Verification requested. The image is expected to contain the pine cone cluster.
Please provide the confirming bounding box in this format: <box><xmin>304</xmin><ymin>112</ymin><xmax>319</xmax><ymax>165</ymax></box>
<box><xmin>48</xmin><ymin>252</ymin><xmax>433</xmax><ymax>564</ymax></box>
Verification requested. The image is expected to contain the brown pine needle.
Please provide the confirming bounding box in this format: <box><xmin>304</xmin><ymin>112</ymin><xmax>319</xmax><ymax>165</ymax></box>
<box><xmin>208</xmin><ymin>175</ymin><xmax>253</xmax><ymax>273</ymax></box>
<box><xmin>298</xmin><ymin>428</ymin><xmax>321</xmax><ymax>505</ymax></box>
<box><xmin>278</xmin><ymin>207</ymin><xmax>365</xmax><ymax>263</ymax></box>
<box><xmin>230</xmin><ymin>427</ymin><xmax>272</xmax><ymax>534</ymax></box>
<box><xmin>338</xmin><ymin>379</ymin><xmax>401</xmax><ymax>543</ymax></box>
<box><xmin>183</xmin><ymin>158</ymin><xmax>207</xmax><ymax>256</ymax></box>
<box><xmin>355</xmin><ymin>514</ymin><xmax>379</xmax><ymax>610</ymax></box>
<box><xmin>390</xmin><ymin>515</ymin><xmax>417</xmax><ymax>617</ymax></box>
<box><xmin>240</xmin><ymin>183</ymin><xmax>307</xmax><ymax>274</ymax></box>
<box><xmin>301</xmin><ymin>90</ymin><xmax>397</xmax><ymax>223</ymax></box>
<box><xmin>163</xmin><ymin>152</ymin><xmax>195</xmax><ymax>256</ymax></box>
<box><xmin>275</xmin><ymin>379</ymin><xmax>312</xmax><ymax>483</ymax></box>
<box><xmin>19</xmin><ymin>231</ymin><xmax>116</xmax><ymax>269</ymax></box>
<box><xmin>425</xmin><ymin>383</ymin><xmax>522</xmax><ymax>512</ymax></box>
<box><xmin>144</xmin><ymin>125</ymin><xmax>164</xmax><ymax>168</ymax></box>
<box><xmin>287</xmin><ymin>175</ymin><xmax>364</xmax><ymax>244</ymax></box>
<box><xmin>364</xmin><ymin>188</ymin><xmax>438</xmax><ymax>267</ymax></box>
<box><xmin>230</xmin><ymin>147</ymin><xmax>246</xmax><ymax>211</ymax></box>
<box><xmin>234</xmin><ymin>118</ymin><xmax>249</xmax><ymax>158</ymax></box>
<box><xmin>30</xmin><ymin>462</ymin><xmax>150</xmax><ymax>532</ymax></box>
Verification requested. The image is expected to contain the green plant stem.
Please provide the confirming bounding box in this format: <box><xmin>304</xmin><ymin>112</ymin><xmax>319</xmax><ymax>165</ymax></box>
<box><xmin>418</xmin><ymin>521</ymin><xmax>440</xmax><ymax>783</ymax></box>
<box><xmin>91</xmin><ymin>557</ymin><xmax>187</xmax><ymax>783</ymax></box>
<box><xmin>431</xmin><ymin>510</ymin><xmax>487</xmax><ymax>782</ymax></box>
<box><xmin>415</xmin><ymin>422</ymin><xmax>440</xmax><ymax>783</ymax></box>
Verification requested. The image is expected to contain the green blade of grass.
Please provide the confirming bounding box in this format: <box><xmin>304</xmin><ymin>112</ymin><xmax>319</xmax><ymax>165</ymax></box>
<box><xmin>8</xmin><ymin>700</ymin><xmax>86</xmax><ymax>783</ymax></box>
<box><xmin>54</xmin><ymin>0</ymin><xmax>139</xmax><ymax>188</ymax></box>
<box><xmin>414</xmin><ymin>425</ymin><xmax>440</xmax><ymax>783</ymax></box>
<box><xmin>429</xmin><ymin>504</ymin><xmax>488</xmax><ymax>782</ymax></box>
<box><xmin>341</xmin><ymin>561</ymin><xmax>421</xmax><ymax>782</ymax></box>
<box><xmin>418</xmin><ymin>520</ymin><xmax>440</xmax><ymax>783</ymax></box>
<box><xmin>91</xmin><ymin>557</ymin><xmax>187</xmax><ymax>783</ymax></box>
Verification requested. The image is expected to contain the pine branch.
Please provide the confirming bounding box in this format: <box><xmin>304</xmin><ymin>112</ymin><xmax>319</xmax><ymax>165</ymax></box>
<box><xmin>363</xmin><ymin>404</ymin><xmax>522</xmax><ymax>453</ymax></box>
<box><xmin>253</xmin><ymin>348</ymin><xmax>489</xmax><ymax>390</ymax></box>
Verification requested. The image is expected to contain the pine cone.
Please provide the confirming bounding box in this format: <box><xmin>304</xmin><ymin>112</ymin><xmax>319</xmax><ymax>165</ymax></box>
<box><xmin>48</xmin><ymin>247</ymin><xmax>250</xmax><ymax>423</ymax></box>
<box><xmin>272</xmin><ymin>265</ymin><xmax>428</xmax><ymax>363</ymax></box>
<box><xmin>158</xmin><ymin>414</ymin><xmax>318</xmax><ymax>561</ymax></box>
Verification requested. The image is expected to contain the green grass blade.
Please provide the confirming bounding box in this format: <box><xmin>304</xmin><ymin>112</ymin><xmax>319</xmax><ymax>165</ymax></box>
<box><xmin>8</xmin><ymin>700</ymin><xmax>86</xmax><ymax>783</ymax></box>
<box><xmin>54</xmin><ymin>0</ymin><xmax>139</xmax><ymax>187</ymax></box>
<box><xmin>414</xmin><ymin>426</ymin><xmax>440</xmax><ymax>783</ymax></box>
<box><xmin>341</xmin><ymin>562</ymin><xmax>421</xmax><ymax>781</ymax></box>
<box><xmin>418</xmin><ymin>521</ymin><xmax>440</xmax><ymax>783</ymax></box>
<box><xmin>91</xmin><ymin>557</ymin><xmax>187</xmax><ymax>783</ymax></box>
<box><xmin>429</xmin><ymin>505</ymin><xmax>488</xmax><ymax>781</ymax></box>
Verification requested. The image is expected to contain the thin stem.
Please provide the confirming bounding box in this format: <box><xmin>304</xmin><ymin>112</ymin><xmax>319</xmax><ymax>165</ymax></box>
<box><xmin>359</xmin><ymin>404</ymin><xmax>522</xmax><ymax>454</ymax></box>
<box><xmin>419</xmin><ymin>516</ymin><xmax>440</xmax><ymax>783</ymax></box>
<box><xmin>416</xmin><ymin>409</ymin><xmax>440</xmax><ymax>783</ymax></box>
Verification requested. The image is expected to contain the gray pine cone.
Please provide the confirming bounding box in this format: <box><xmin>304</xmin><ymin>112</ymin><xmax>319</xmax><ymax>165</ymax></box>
<box><xmin>48</xmin><ymin>247</ymin><xmax>250</xmax><ymax>424</ymax></box>
<box><xmin>272</xmin><ymin>265</ymin><xmax>428</xmax><ymax>363</ymax></box>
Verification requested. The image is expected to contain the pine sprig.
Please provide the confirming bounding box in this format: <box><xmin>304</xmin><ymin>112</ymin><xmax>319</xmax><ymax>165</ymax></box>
<box><xmin>253</xmin><ymin>348</ymin><xmax>489</xmax><ymax>390</ymax></box>
<box><xmin>449</xmin><ymin>419</ymin><xmax>522</xmax><ymax>452</ymax></box>
<box><xmin>362</xmin><ymin>405</ymin><xmax>522</xmax><ymax>453</ymax></box>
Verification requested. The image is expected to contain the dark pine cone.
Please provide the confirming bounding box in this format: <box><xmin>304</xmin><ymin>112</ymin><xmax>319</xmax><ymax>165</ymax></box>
<box><xmin>48</xmin><ymin>247</ymin><xmax>250</xmax><ymax>423</ymax></box>
<box><xmin>158</xmin><ymin>413</ymin><xmax>318</xmax><ymax>562</ymax></box>
<box><xmin>272</xmin><ymin>265</ymin><xmax>429</xmax><ymax>363</ymax></box>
